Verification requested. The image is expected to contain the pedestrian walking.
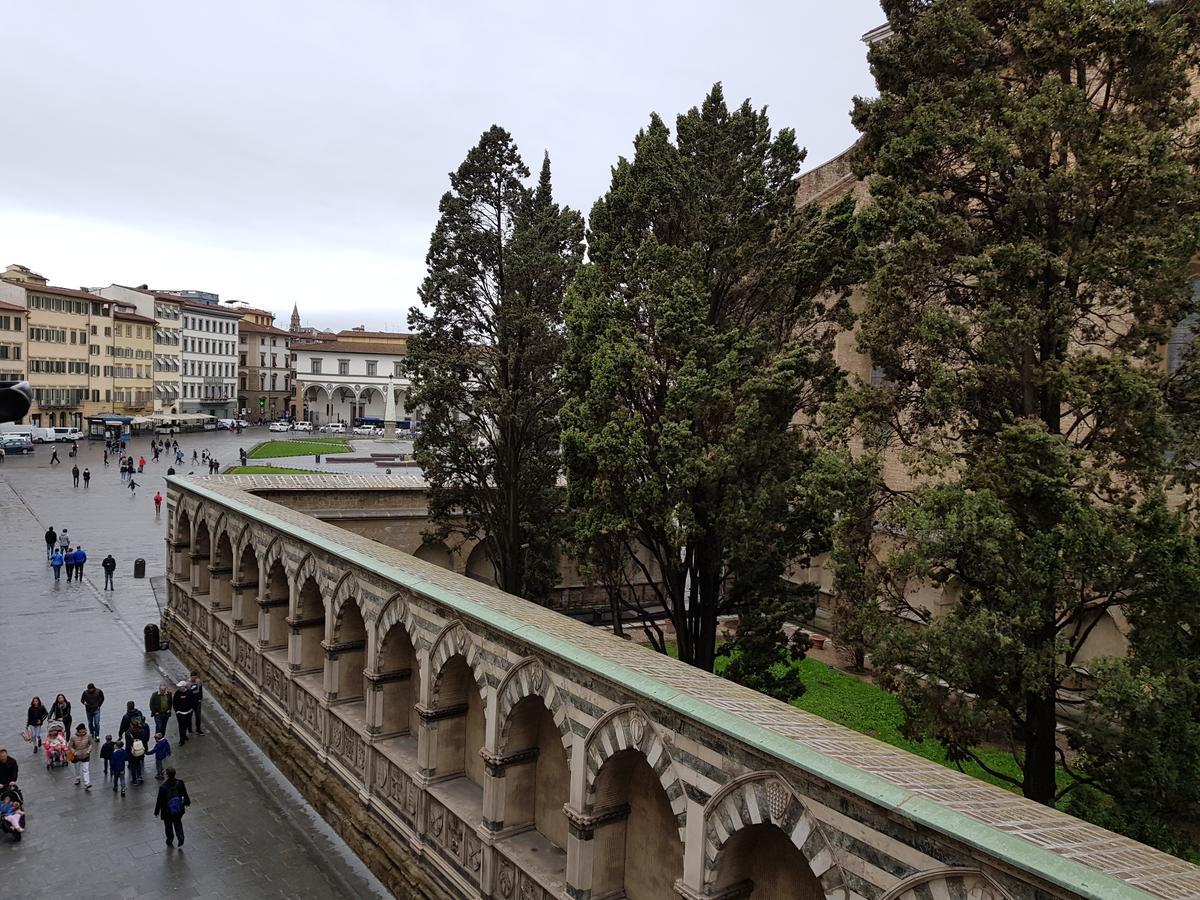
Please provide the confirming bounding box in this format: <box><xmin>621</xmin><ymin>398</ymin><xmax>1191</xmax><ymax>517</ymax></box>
<box><xmin>110</xmin><ymin>741</ymin><xmax>128</xmax><ymax>796</ymax></box>
<box><xmin>99</xmin><ymin>735</ymin><xmax>114</xmax><ymax>777</ymax></box>
<box><xmin>74</xmin><ymin>546</ymin><xmax>86</xmax><ymax>580</ymax></box>
<box><xmin>128</xmin><ymin>477</ymin><xmax>138</xmax><ymax>494</ymax></box>
<box><xmin>153</xmin><ymin>492</ymin><xmax>163</xmax><ymax>516</ymax></box>
<box><xmin>138</xmin><ymin>455</ymin><xmax>145</xmax><ymax>472</ymax></box>
<box><xmin>68</xmin><ymin>725</ymin><xmax>93</xmax><ymax>790</ymax></box>
<box><xmin>149</xmin><ymin>685</ymin><xmax>173</xmax><ymax>738</ymax></box>
<box><xmin>59</xmin><ymin>529</ymin><xmax>70</xmax><ymax>553</ymax></box>
<box><xmin>154</xmin><ymin>767</ymin><xmax>191</xmax><ymax>848</ymax></box>
<box><xmin>0</xmin><ymin>748</ymin><xmax>19</xmax><ymax>788</ymax></box>
<box><xmin>48</xmin><ymin>694</ymin><xmax>71</xmax><ymax>736</ymax></box>
<box><xmin>44</xmin><ymin>526</ymin><xmax>57</xmax><ymax>560</ymax></box>
<box><xmin>116</xmin><ymin>701</ymin><xmax>145</xmax><ymax>748</ymax></box>
<box><xmin>187</xmin><ymin>673</ymin><xmax>206</xmax><ymax>736</ymax></box>
<box><xmin>64</xmin><ymin>546</ymin><xmax>76</xmax><ymax>582</ymax></box>
<box><xmin>26</xmin><ymin>697</ymin><xmax>47</xmax><ymax>751</ymax></box>
<box><xmin>80</xmin><ymin>683</ymin><xmax>104</xmax><ymax>740</ymax></box>
<box><xmin>50</xmin><ymin>447</ymin><xmax>60</xmax><ymax>465</ymax></box>
<box><xmin>172</xmin><ymin>682</ymin><xmax>194</xmax><ymax>745</ymax></box>
<box><xmin>103</xmin><ymin>448</ymin><xmax>109</xmax><ymax>466</ymax></box>
<box><xmin>82</xmin><ymin>467</ymin><xmax>90</xmax><ymax>488</ymax></box>
<box><xmin>71</xmin><ymin>464</ymin><xmax>80</xmax><ymax>487</ymax></box>
<box><xmin>150</xmin><ymin>733</ymin><xmax>171</xmax><ymax>780</ymax></box>
<box><xmin>102</xmin><ymin>554</ymin><xmax>116</xmax><ymax>590</ymax></box>
<box><xmin>50</xmin><ymin>549</ymin><xmax>63</xmax><ymax>582</ymax></box>
<box><xmin>192</xmin><ymin>450</ymin><xmax>198</xmax><ymax>463</ymax></box>
<box><xmin>128</xmin><ymin>723</ymin><xmax>148</xmax><ymax>786</ymax></box>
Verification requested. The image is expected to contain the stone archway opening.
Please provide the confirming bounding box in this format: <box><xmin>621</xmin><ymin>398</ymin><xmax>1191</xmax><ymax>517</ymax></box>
<box><xmin>375</xmin><ymin>622</ymin><xmax>416</xmax><ymax>737</ymax></box>
<box><xmin>590</xmin><ymin>748</ymin><xmax>684</xmax><ymax>900</ymax></box>
<box><xmin>713</xmin><ymin>823</ymin><xmax>824</xmax><ymax>899</ymax></box>
<box><xmin>192</xmin><ymin>522</ymin><xmax>212</xmax><ymax>595</ymax></box>
<box><xmin>234</xmin><ymin>543</ymin><xmax>259</xmax><ymax>628</ymax></box>
<box><xmin>211</xmin><ymin>531</ymin><xmax>234</xmax><ymax>611</ymax></box>
<box><xmin>464</xmin><ymin>542</ymin><xmax>498</xmax><ymax>587</ymax></box>
<box><xmin>413</xmin><ymin>540</ymin><xmax>453</xmax><ymax>571</ymax></box>
<box><xmin>292</xmin><ymin>576</ymin><xmax>326</xmax><ymax>673</ymax></box>
<box><xmin>173</xmin><ymin>510</ymin><xmax>192</xmax><ymax>580</ymax></box>
<box><xmin>262</xmin><ymin>559</ymin><xmax>289</xmax><ymax>649</ymax></box>
<box><xmin>329</xmin><ymin>600</ymin><xmax>367</xmax><ymax>703</ymax></box>
<box><xmin>499</xmin><ymin>696</ymin><xmax>569</xmax><ymax>852</ymax></box>
<box><xmin>430</xmin><ymin>654</ymin><xmax>485</xmax><ymax>792</ymax></box>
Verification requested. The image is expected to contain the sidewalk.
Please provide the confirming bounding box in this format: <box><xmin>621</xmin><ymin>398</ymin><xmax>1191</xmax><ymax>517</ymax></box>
<box><xmin>0</xmin><ymin>454</ymin><xmax>390</xmax><ymax>899</ymax></box>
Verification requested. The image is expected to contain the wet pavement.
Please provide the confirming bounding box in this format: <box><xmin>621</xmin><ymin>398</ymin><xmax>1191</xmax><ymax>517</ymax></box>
<box><xmin>0</xmin><ymin>428</ymin><xmax>390</xmax><ymax>899</ymax></box>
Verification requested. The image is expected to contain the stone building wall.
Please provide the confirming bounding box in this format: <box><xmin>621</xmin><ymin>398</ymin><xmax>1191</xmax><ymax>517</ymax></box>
<box><xmin>160</xmin><ymin>474</ymin><xmax>1199</xmax><ymax>900</ymax></box>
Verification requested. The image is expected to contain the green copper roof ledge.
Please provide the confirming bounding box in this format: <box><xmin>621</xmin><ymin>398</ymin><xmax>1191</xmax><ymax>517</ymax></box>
<box><xmin>169</xmin><ymin>477</ymin><xmax>1165</xmax><ymax>900</ymax></box>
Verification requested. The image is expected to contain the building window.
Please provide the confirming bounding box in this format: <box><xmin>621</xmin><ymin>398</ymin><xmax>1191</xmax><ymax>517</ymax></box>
<box><xmin>366</xmin><ymin>360</ymin><xmax>377</xmax><ymax>377</ymax></box>
<box><xmin>310</xmin><ymin>359</ymin><xmax>322</xmax><ymax>374</ymax></box>
<box><xmin>338</xmin><ymin>359</ymin><xmax>349</xmax><ymax>376</ymax></box>
<box><xmin>393</xmin><ymin>361</ymin><xmax>403</xmax><ymax>377</ymax></box>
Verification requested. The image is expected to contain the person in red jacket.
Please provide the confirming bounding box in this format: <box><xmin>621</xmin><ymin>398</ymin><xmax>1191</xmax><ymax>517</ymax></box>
<box><xmin>153</xmin><ymin>492</ymin><xmax>163</xmax><ymax>516</ymax></box>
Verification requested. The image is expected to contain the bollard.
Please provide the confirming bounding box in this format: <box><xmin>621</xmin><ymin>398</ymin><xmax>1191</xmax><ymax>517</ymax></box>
<box><xmin>134</xmin><ymin>557</ymin><xmax>146</xmax><ymax>578</ymax></box>
<box><xmin>144</xmin><ymin>623</ymin><xmax>161</xmax><ymax>652</ymax></box>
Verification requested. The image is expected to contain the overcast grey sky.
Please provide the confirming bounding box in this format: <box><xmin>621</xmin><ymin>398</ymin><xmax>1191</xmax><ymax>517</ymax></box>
<box><xmin>0</xmin><ymin>1</ymin><xmax>882</xmax><ymax>331</ymax></box>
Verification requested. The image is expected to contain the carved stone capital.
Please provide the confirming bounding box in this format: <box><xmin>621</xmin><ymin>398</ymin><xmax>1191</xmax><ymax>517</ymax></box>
<box><xmin>416</xmin><ymin>702</ymin><xmax>467</xmax><ymax>722</ymax></box>
<box><xmin>564</xmin><ymin>803</ymin><xmax>629</xmax><ymax>839</ymax></box>
<box><xmin>480</xmin><ymin>746</ymin><xmax>538</xmax><ymax>776</ymax></box>
<box><xmin>365</xmin><ymin>668</ymin><xmax>412</xmax><ymax>685</ymax></box>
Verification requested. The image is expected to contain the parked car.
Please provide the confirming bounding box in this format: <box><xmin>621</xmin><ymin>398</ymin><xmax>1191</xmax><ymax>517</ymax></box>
<box><xmin>269</xmin><ymin>421</ymin><xmax>291</xmax><ymax>433</ymax></box>
<box><xmin>0</xmin><ymin>434</ymin><xmax>35</xmax><ymax>454</ymax></box>
<box><xmin>353</xmin><ymin>424</ymin><xmax>375</xmax><ymax>436</ymax></box>
<box><xmin>236</xmin><ymin>419</ymin><xmax>252</xmax><ymax>428</ymax></box>
<box><xmin>320</xmin><ymin>422</ymin><xmax>346</xmax><ymax>433</ymax></box>
<box><xmin>53</xmin><ymin>428</ymin><xmax>85</xmax><ymax>442</ymax></box>
<box><xmin>293</xmin><ymin>420</ymin><xmax>314</xmax><ymax>432</ymax></box>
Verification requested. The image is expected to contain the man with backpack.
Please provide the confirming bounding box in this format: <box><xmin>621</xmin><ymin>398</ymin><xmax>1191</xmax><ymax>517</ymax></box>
<box><xmin>127</xmin><ymin>720</ymin><xmax>149</xmax><ymax>786</ymax></box>
<box><xmin>154</xmin><ymin>767</ymin><xmax>191</xmax><ymax>848</ymax></box>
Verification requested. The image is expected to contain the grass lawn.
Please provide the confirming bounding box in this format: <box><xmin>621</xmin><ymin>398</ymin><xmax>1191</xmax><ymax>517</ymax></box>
<box><xmin>227</xmin><ymin>465</ymin><xmax>325</xmax><ymax>475</ymax></box>
<box><xmin>661</xmin><ymin>641</ymin><xmax>1068</xmax><ymax>797</ymax></box>
<box><xmin>248</xmin><ymin>439</ymin><xmax>352</xmax><ymax>459</ymax></box>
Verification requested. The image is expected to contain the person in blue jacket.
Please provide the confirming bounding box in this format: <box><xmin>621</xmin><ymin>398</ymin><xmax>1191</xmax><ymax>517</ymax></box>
<box><xmin>50</xmin><ymin>549</ymin><xmax>63</xmax><ymax>582</ymax></box>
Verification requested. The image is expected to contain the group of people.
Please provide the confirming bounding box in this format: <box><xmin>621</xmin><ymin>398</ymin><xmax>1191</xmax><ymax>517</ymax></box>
<box><xmin>14</xmin><ymin>675</ymin><xmax>202</xmax><ymax>846</ymax></box>
<box><xmin>44</xmin><ymin>526</ymin><xmax>115</xmax><ymax>586</ymax></box>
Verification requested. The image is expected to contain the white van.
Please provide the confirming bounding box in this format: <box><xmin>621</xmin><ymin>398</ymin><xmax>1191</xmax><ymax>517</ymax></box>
<box><xmin>49</xmin><ymin>427</ymin><xmax>84</xmax><ymax>442</ymax></box>
<box><xmin>0</xmin><ymin>424</ymin><xmax>33</xmax><ymax>439</ymax></box>
<box><xmin>293</xmin><ymin>420</ymin><xmax>314</xmax><ymax>432</ymax></box>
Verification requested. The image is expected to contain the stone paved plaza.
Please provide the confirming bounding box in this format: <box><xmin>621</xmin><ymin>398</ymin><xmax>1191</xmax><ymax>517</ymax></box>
<box><xmin>0</xmin><ymin>429</ymin><xmax>389</xmax><ymax>899</ymax></box>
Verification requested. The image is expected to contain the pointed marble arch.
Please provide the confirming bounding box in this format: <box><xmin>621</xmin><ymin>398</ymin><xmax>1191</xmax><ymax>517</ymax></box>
<box><xmin>260</xmin><ymin>535</ymin><xmax>285</xmax><ymax>576</ymax></box>
<box><xmin>582</xmin><ymin>703</ymin><xmax>687</xmax><ymax>841</ymax></box>
<box><xmin>289</xmin><ymin>551</ymin><xmax>322</xmax><ymax>617</ymax></box>
<box><xmin>495</xmin><ymin>656</ymin><xmax>572</xmax><ymax>757</ymax></box>
<box><xmin>427</xmin><ymin>619</ymin><xmax>487</xmax><ymax>705</ymax></box>
<box><xmin>171</xmin><ymin>499</ymin><xmax>196</xmax><ymax>544</ymax></box>
<box><xmin>328</xmin><ymin>571</ymin><xmax>365</xmax><ymax>640</ymax></box>
<box><xmin>701</xmin><ymin>771</ymin><xmax>848</xmax><ymax>900</ymax></box>
<box><xmin>371</xmin><ymin>592</ymin><xmax>420</xmax><ymax>672</ymax></box>
<box><xmin>879</xmin><ymin>867</ymin><xmax>1015</xmax><ymax>900</ymax></box>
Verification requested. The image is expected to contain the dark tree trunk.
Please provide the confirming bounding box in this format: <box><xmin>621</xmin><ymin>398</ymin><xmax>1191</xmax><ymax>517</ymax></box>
<box><xmin>1022</xmin><ymin>690</ymin><xmax>1059</xmax><ymax>805</ymax></box>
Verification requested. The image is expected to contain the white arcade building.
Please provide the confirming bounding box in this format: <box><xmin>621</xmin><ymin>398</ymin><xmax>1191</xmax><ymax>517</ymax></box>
<box><xmin>290</xmin><ymin>334</ymin><xmax>412</xmax><ymax>426</ymax></box>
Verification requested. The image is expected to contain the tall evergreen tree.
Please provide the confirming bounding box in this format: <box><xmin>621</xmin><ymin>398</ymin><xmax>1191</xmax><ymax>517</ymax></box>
<box><xmin>408</xmin><ymin>128</ymin><xmax>584</xmax><ymax>600</ymax></box>
<box><xmin>851</xmin><ymin>0</ymin><xmax>1200</xmax><ymax>805</ymax></box>
<box><xmin>561</xmin><ymin>85</ymin><xmax>856</xmax><ymax>680</ymax></box>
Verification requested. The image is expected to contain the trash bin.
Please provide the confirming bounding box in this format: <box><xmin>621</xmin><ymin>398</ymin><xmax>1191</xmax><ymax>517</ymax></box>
<box><xmin>144</xmin><ymin>623</ymin><xmax>161</xmax><ymax>653</ymax></box>
<box><xmin>134</xmin><ymin>557</ymin><xmax>146</xmax><ymax>579</ymax></box>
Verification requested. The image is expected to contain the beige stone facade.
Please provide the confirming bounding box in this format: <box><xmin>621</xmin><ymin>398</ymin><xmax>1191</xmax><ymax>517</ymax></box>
<box><xmin>237</xmin><ymin>315</ymin><xmax>292</xmax><ymax>421</ymax></box>
<box><xmin>0</xmin><ymin>298</ymin><xmax>25</xmax><ymax>383</ymax></box>
<box><xmin>110</xmin><ymin>308</ymin><xmax>155</xmax><ymax>414</ymax></box>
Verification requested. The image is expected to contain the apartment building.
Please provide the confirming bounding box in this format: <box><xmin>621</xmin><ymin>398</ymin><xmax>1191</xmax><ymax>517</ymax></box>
<box><xmin>178</xmin><ymin>298</ymin><xmax>240</xmax><ymax>417</ymax></box>
<box><xmin>95</xmin><ymin>285</ymin><xmax>183</xmax><ymax>414</ymax></box>
<box><xmin>0</xmin><ymin>265</ymin><xmax>124</xmax><ymax>428</ymax></box>
<box><xmin>237</xmin><ymin>314</ymin><xmax>293</xmax><ymax>421</ymax></box>
<box><xmin>110</xmin><ymin>307</ymin><xmax>156</xmax><ymax>414</ymax></box>
<box><xmin>0</xmin><ymin>299</ymin><xmax>25</xmax><ymax>383</ymax></box>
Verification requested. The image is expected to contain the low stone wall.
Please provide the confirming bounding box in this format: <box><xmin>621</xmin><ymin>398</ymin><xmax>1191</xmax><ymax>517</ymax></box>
<box><xmin>165</xmin><ymin>610</ymin><xmax>456</xmax><ymax>900</ymax></box>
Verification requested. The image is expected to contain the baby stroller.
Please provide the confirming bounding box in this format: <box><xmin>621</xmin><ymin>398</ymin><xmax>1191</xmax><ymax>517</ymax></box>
<box><xmin>0</xmin><ymin>784</ymin><xmax>25</xmax><ymax>842</ymax></box>
<box><xmin>44</xmin><ymin>721</ymin><xmax>69</xmax><ymax>769</ymax></box>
